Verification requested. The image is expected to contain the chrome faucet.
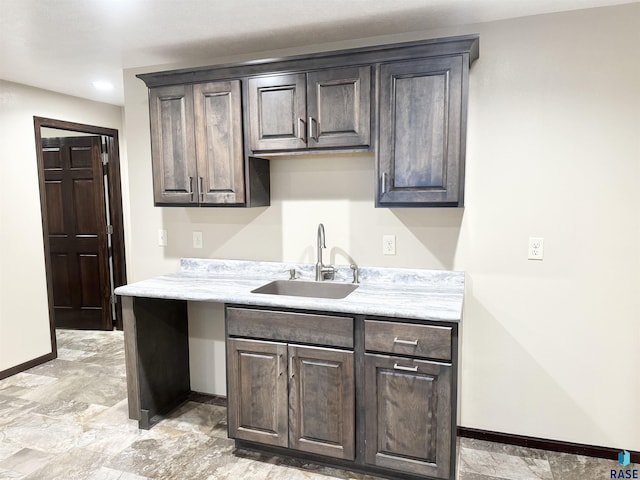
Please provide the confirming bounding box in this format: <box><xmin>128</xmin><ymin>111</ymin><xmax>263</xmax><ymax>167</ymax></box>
<box><xmin>315</xmin><ymin>223</ymin><xmax>335</xmax><ymax>281</ymax></box>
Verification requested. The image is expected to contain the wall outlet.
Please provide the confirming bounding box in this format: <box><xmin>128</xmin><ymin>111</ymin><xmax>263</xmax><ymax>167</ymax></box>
<box><xmin>528</xmin><ymin>237</ymin><xmax>544</xmax><ymax>260</ymax></box>
<box><xmin>158</xmin><ymin>229</ymin><xmax>167</xmax><ymax>247</ymax></box>
<box><xmin>383</xmin><ymin>235</ymin><xmax>396</xmax><ymax>255</ymax></box>
<box><xmin>193</xmin><ymin>231</ymin><xmax>203</xmax><ymax>249</ymax></box>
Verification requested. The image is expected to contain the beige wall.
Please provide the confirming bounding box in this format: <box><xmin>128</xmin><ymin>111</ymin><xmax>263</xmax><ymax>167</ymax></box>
<box><xmin>0</xmin><ymin>80</ymin><xmax>124</xmax><ymax>373</ymax></box>
<box><xmin>122</xmin><ymin>4</ymin><xmax>640</xmax><ymax>450</ymax></box>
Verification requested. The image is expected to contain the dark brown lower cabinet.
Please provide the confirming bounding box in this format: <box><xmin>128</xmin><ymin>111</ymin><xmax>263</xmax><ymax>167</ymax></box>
<box><xmin>225</xmin><ymin>306</ymin><xmax>458</xmax><ymax>480</ymax></box>
<box><xmin>227</xmin><ymin>338</ymin><xmax>355</xmax><ymax>459</ymax></box>
<box><xmin>226</xmin><ymin>338</ymin><xmax>288</xmax><ymax>447</ymax></box>
<box><xmin>289</xmin><ymin>345</ymin><xmax>355</xmax><ymax>460</ymax></box>
<box><xmin>364</xmin><ymin>354</ymin><xmax>452</xmax><ymax>479</ymax></box>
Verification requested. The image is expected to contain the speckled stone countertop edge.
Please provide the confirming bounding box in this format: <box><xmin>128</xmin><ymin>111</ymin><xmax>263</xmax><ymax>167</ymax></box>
<box><xmin>115</xmin><ymin>258</ymin><xmax>464</xmax><ymax>322</ymax></box>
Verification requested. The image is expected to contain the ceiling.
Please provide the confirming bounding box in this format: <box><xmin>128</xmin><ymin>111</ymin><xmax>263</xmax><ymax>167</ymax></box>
<box><xmin>0</xmin><ymin>0</ymin><xmax>634</xmax><ymax>106</ymax></box>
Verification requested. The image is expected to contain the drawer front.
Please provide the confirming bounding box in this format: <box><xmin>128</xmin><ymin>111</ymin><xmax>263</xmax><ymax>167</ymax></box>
<box><xmin>365</xmin><ymin>320</ymin><xmax>451</xmax><ymax>361</ymax></box>
<box><xmin>227</xmin><ymin>307</ymin><xmax>353</xmax><ymax>348</ymax></box>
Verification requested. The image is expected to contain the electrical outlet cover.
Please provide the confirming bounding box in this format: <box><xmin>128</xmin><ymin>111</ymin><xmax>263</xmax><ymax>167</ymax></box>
<box><xmin>383</xmin><ymin>235</ymin><xmax>396</xmax><ymax>255</ymax></box>
<box><xmin>528</xmin><ymin>237</ymin><xmax>544</xmax><ymax>260</ymax></box>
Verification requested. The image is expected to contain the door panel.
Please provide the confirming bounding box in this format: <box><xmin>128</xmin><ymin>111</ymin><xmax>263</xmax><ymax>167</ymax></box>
<box><xmin>149</xmin><ymin>85</ymin><xmax>197</xmax><ymax>204</ymax></box>
<box><xmin>377</xmin><ymin>56</ymin><xmax>463</xmax><ymax>206</ymax></box>
<box><xmin>307</xmin><ymin>66</ymin><xmax>371</xmax><ymax>148</ymax></box>
<box><xmin>289</xmin><ymin>345</ymin><xmax>355</xmax><ymax>460</ymax></box>
<box><xmin>193</xmin><ymin>80</ymin><xmax>245</xmax><ymax>204</ymax></box>
<box><xmin>42</xmin><ymin>136</ymin><xmax>111</xmax><ymax>330</ymax></box>
<box><xmin>227</xmin><ymin>338</ymin><xmax>288</xmax><ymax>447</ymax></box>
<box><xmin>365</xmin><ymin>353</ymin><xmax>452</xmax><ymax>479</ymax></box>
<box><xmin>248</xmin><ymin>73</ymin><xmax>307</xmax><ymax>151</ymax></box>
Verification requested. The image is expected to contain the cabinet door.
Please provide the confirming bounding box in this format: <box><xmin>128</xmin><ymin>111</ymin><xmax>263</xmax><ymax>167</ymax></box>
<box><xmin>365</xmin><ymin>354</ymin><xmax>452</xmax><ymax>479</ymax></box>
<box><xmin>307</xmin><ymin>66</ymin><xmax>371</xmax><ymax>149</ymax></box>
<box><xmin>193</xmin><ymin>80</ymin><xmax>245</xmax><ymax>204</ymax></box>
<box><xmin>377</xmin><ymin>56</ymin><xmax>464</xmax><ymax>206</ymax></box>
<box><xmin>249</xmin><ymin>73</ymin><xmax>307</xmax><ymax>151</ymax></box>
<box><xmin>227</xmin><ymin>338</ymin><xmax>288</xmax><ymax>447</ymax></box>
<box><xmin>149</xmin><ymin>85</ymin><xmax>197</xmax><ymax>205</ymax></box>
<box><xmin>289</xmin><ymin>345</ymin><xmax>355</xmax><ymax>460</ymax></box>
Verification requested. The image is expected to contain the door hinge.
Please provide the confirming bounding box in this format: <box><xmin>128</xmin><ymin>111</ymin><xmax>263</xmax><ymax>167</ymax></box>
<box><xmin>106</xmin><ymin>225</ymin><xmax>114</xmax><ymax>235</ymax></box>
<box><xmin>102</xmin><ymin>152</ymin><xmax>109</xmax><ymax>166</ymax></box>
<box><xmin>110</xmin><ymin>295</ymin><xmax>117</xmax><ymax>307</ymax></box>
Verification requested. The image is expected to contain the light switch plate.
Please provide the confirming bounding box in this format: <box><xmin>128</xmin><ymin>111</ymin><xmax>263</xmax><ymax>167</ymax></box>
<box><xmin>193</xmin><ymin>231</ymin><xmax>203</xmax><ymax>249</ymax></box>
<box><xmin>158</xmin><ymin>229</ymin><xmax>167</xmax><ymax>247</ymax></box>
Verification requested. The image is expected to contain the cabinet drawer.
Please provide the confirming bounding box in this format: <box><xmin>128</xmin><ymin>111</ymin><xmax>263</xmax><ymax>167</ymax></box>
<box><xmin>365</xmin><ymin>320</ymin><xmax>451</xmax><ymax>361</ymax></box>
<box><xmin>227</xmin><ymin>307</ymin><xmax>353</xmax><ymax>348</ymax></box>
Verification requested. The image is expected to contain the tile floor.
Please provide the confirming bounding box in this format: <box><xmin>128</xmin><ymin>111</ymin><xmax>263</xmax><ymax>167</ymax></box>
<box><xmin>0</xmin><ymin>330</ymin><xmax>634</xmax><ymax>479</ymax></box>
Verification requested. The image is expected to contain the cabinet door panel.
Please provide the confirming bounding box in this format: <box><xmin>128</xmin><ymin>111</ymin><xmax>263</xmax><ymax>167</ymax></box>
<box><xmin>149</xmin><ymin>85</ymin><xmax>197</xmax><ymax>205</ymax></box>
<box><xmin>194</xmin><ymin>80</ymin><xmax>245</xmax><ymax>204</ymax></box>
<box><xmin>289</xmin><ymin>345</ymin><xmax>355</xmax><ymax>460</ymax></box>
<box><xmin>365</xmin><ymin>354</ymin><xmax>452</xmax><ymax>479</ymax></box>
<box><xmin>307</xmin><ymin>66</ymin><xmax>371</xmax><ymax>148</ymax></box>
<box><xmin>249</xmin><ymin>74</ymin><xmax>307</xmax><ymax>151</ymax></box>
<box><xmin>377</xmin><ymin>56</ymin><xmax>464</xmax><ymax>206</ymax></box>
<box><xmin>227</xmin><ymin>338</ymin><xmax>288</xmax><ymax>447</ymax></box>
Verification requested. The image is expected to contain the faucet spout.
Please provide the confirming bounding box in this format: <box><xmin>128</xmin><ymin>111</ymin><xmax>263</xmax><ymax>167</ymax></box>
<box><xmin>315</xmin><ymin>223</ymin><xmax>334</xmax><ymax>281</ymax></box>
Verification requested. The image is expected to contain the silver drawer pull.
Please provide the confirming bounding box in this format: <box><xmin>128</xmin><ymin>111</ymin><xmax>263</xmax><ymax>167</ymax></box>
<box><xmin>393</xmin><ymin>337</ymin><xmax>418</xmax><ymax>346</ymax></box>
<box><xmin>393</xmin><ymin>363</ymin><xmax>418</xmax><ymax>372</ymax></box>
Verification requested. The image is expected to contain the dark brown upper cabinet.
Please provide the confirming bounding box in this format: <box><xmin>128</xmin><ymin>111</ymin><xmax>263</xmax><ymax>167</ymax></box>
<box><xmin>138</xmin><ymin>34</ymin><xmax>478</xmax><ymax>208</ymax></box>
<box><xmin>376</xmin><ymin>55</ymin><xmax>468</xmax><ymax>207</ymax></box>
<box><xmin>248</xmin><ymin>66</ymin><xmax>371</xmax><ymax>153</ymax></box>
<box><xmin>149</xmin><ymin>80</ymin><xmax>268</xmax><ymax>207</ymax></box>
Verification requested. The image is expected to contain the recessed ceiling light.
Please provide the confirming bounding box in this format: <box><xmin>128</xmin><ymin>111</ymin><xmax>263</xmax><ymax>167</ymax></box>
<box><xmin>92</xmin><ymin>80</ymin><xmax>114</xmax><ymax>91</ymax></box>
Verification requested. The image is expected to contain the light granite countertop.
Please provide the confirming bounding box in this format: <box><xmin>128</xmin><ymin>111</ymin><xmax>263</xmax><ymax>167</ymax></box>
<box><xmin>114</xmin><ymin>258</ymin><xmax>464</xmax><ymax>322</ymax></box>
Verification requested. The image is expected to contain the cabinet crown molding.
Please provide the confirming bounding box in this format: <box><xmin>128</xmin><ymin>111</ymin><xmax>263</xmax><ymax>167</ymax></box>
<box><xmin>137</xmin><ymin>34</ymin><xmax>479</xmax><ymax>88</ymax></box>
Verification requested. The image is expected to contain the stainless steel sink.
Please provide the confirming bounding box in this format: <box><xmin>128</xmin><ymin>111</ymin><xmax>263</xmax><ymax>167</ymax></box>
<box><xmin>251</xmin><ymin>280</ymin><xmax>358</xmax><ymax>299</ymax></box>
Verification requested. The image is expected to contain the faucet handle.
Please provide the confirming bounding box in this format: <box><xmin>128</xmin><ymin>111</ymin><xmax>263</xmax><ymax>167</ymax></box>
<box><xmin>288</xmin><ymin>268</ymin><xmax>298</xmax><ymax>280</ymax></box>
<box><xmin>350</xmin><ymin>264</ymin><xmax>359</xmax><ymax>284</ymax></box>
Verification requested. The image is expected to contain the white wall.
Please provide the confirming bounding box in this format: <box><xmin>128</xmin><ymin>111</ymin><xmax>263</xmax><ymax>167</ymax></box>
<box><xmin>121</xmin><ymin>4</ymin><xmax>640</xmax><ymax>450</ymax></box>
<box><xmin>0</xmin><ymin>80</ymin><xmax>124</xmax><ymax>373</ymax></box>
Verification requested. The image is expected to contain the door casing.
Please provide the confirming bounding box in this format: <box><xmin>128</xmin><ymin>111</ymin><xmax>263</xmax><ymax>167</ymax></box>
<box><xmin>33</xmin><ymin>117</ymin><xmax>127</xmax><ymax>350</ymax></box>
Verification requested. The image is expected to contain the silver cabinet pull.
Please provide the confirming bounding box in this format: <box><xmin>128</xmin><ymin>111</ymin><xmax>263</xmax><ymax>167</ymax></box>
<box><xmin>199</xmin><ymin>176</ymin><xmax>204</xmax><ymax>202</ymax></box>
<box><xmin>297</xmin><ymin>118</ymin><xmax>306</xmax><ymax>142</ymax></box>
<box><xmin>189</xmin><ymin>176</ymin><xmax>194</xmax><ymax>201</ymax></box>
<box><xmin>289</xmin><ymin>355</ymin><xmax>295</xmax><ymax>379</ymax></box>
<box><xmin>381</xmin><ymin>172</ymin><xmax>387</xmax><ymax>195</ymax></box>
<box><xmin>394</xmin><ymin>363</ymin><xmax>418</xmax><ymax>372</ymax></box>
<box><xmin>308</xmin><ymin>116</ymin><xmax>318</xmax><ymax>142</ymax></box>
<box><xmin>394</xmin><ymin>337</ymin><xmax>418</xmax><ymax>346</ymax></box>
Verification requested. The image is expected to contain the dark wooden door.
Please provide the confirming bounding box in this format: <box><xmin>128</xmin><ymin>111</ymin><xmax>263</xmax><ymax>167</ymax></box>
<box><xmin>149</xmin><ymin>84</ymin><xmax>198</xmax><ymax>205</ymax></box>
<box><xmin>307</xmin><ymin>66</ymin><xmax>371</xmax><ymax>149</ymax></box>
<box><xmin>364</xmin><ymin>354</ymin><xmax>452</xmax><ymax>479</ymax></box>
<box><xmin>193</xmin><ymin>80</ymin><xmax>245</xmax><ymax>205</ymax></box>
<box><xmin>42</xmin><ymin>136</ymin><xmax>111</xmax><ymax>330</ymax></box>
<box><xmin>227</xmin><ymin>338</ymin><xmax>289</xmax><ymax>447</ymax></box>
<box><xmin>288</xmin><ymin>345</ymin><xmax>355</xmax><ymax>460</ymax></box>
<box><xmin>248</xmin><ymin>73</ymin><xmax>307</xmax><ymax>151</ymax></box>
<box><xmin>377</xmin><ymin>56</ymin><xmax>464</xmax><ymax>206</ymax></box>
